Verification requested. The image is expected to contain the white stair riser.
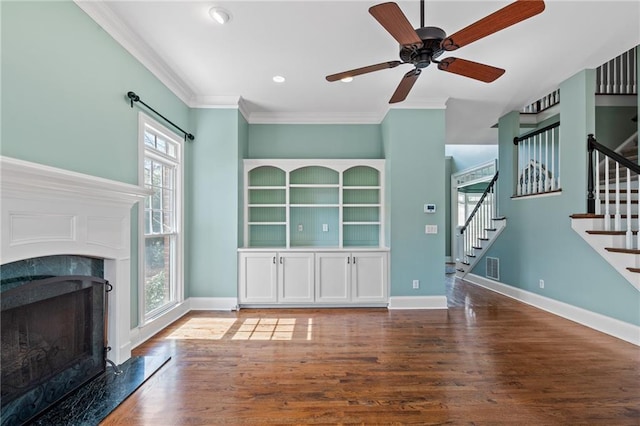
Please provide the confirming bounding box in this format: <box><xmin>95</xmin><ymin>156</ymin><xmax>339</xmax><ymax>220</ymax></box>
<box><xmin>571</xmin><ymin>217</ymin><xmax>640</xmax><ymax>291</ymax></box>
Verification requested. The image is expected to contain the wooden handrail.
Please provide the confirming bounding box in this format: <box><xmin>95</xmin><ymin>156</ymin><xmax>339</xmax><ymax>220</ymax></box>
<box><xmin>513</xmin><ymin>121</ymin><xmax>560</xmax><ymax>145</ymax></box>
<box><xmin>460</xmin><ymin>171</ymin><xmax>499</xmax><ymax>234</ymax></box>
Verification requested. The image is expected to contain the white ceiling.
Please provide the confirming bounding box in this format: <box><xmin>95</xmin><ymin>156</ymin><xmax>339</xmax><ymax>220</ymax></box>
<box><xmin>79</xmin><ymin>0</ymin><xmax>640</xmax><ymax>145</ymax></box>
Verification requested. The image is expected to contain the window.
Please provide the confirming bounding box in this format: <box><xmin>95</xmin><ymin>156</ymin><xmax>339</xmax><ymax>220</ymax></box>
<box><xmin>139</xmin><ymin>114</ymin><xmax>183</xmax><ymax>320</ymax></box>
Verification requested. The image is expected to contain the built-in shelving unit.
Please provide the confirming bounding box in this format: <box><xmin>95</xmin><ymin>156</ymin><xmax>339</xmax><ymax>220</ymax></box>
<box><xmin>243</xmin><ymin>159</ymin><xmax>385</xmax><ymax>249</ymax></box>
<box><xmin>240</xmin><ymin>159</ymin><xmax>388</xmax><ymax>307</ymax></box>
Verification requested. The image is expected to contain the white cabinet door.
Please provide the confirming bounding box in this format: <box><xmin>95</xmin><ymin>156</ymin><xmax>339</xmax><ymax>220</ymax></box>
<box><xmin>315</xmin><ymin>252</ymin><xmax>350</xmax><ymax>303</ymax></box>
<box><xmin>279</xmin><ymin>252</ymin><xmax>314</xmax><ymax>303</ymax></box>
<box><xmin>238</xmin><ymin>252</ymin><xmax>277</xmax><ymax>303</ymax></box>
<box><xmin>351</xmin><ymin>252</ymin><xmax>388</xmax><ymax>303</ymax></box>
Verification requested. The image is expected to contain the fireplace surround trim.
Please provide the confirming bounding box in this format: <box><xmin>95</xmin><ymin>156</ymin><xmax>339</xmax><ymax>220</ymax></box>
<box><xmin>1</xmin><ymin>156</ymin><xmax>149</xmax><ymax>364</ymax></box>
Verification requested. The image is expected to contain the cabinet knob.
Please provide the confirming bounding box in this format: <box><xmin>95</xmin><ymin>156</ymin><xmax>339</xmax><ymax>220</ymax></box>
<box><xmin>347</xmin><ymin>257</ymin><xmax>350</xmax><ymax>264</ymax></box>
<box><xmin>273</xmin><ymin>256</ymin><xmax>276</xmax><ymax>264</ymax></box>
<box><xmin>353</xmin><ymin>256</ymin><xmax>356</xmax><ymax>264</ymax></box>
<box><xmin>280</xmin><ymin>257</ymin><xmax>283</xmax><ymax>264</ymax></box>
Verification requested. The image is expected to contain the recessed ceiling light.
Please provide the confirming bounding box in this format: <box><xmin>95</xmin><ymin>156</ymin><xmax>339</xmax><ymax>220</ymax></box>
<box><xmin>272</xmin><ymin>75</ymin><xmax>286</xmax><ymax>83</ymax></box>
<box><xmin>209</xmin><ymin>7</ymin><xmax>231</xmax><ymax>24</ymax></box>
<box><xmin>340</xmin><ymin>77</ymin><xmax>353</xmax><ymax>83</ymax></box>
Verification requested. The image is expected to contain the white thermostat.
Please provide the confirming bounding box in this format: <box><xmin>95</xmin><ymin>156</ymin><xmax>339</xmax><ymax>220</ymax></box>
<box><xmin>424</xmin><ymin>203</ymin><xmax>436</xmax><ymax>213</ymax></box>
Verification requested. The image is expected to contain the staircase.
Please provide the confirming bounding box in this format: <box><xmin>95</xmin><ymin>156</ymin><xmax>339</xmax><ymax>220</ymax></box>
<box><xmin>570</xmin><ymin>132</ymin><xmax>640</xmax><ymax>291</ymax></box>
<box><xmin>455</xmin><ymin>172</ymin><xmax>507</xmax><ymax>278</ymax></box>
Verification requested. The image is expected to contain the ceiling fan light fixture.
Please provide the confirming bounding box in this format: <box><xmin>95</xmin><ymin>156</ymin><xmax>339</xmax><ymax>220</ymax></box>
<box><xmin>272</xmin><ymin>75</ymin><xmax>286</xmax><ymax>83</ymax></box>
<box><xmin>209</xmin><ymin>7</ymin><xmax>231</xmax><ymax>24</ymax></box>
<box><xmin>340</xmin><ymin>77</ymin><xmax>353</xmax><ymax>83</ymax></box>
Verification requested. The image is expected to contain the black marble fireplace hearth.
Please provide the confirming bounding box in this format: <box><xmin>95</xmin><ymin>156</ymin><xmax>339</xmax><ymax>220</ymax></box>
<box><xmin>32</xmin><ymin>355</ymin><xmax>170</xmax><ymax>425</ymax></box>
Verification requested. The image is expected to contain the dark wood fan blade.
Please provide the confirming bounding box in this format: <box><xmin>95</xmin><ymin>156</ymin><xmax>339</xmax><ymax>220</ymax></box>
<box><xmin>441</xmin><ymin>0</ymin><xmax>545</xmax><ymax>51</ymax></box>
<box><xmin>326</xmin><ymin>61</ymin><xmax>403</xmax><ymax>82</ymax></box>
<box><xmin>369</xmin><ymin>2</ymin><xmax>422</xmax><ymax>47</ymax></box>
<box><xmin>390</xmin><ymin>69</ymin><xmax>421</xmax><ymax>103</ymax></box>
<box><xmin>437</xmin><ymin>57</ymin><xmax>505</xmax><ymax>83</ymax></box>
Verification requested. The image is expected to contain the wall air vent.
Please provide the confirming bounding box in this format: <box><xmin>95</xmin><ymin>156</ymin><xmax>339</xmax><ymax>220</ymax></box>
<box><xmin>486</xmin><ymin>257</ymin><xmax>499</xmax><ymax>281</ymax></box>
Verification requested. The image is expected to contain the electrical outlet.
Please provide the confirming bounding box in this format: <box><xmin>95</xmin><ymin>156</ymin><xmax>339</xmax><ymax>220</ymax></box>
<box><xmin>412</xmin><ymin>279</ymin><xmax>419</xmax><ymax>289</ymax></box>
<box><xmin>297</xmin><ymin>224</ymin><xmax>303</xmax><ymax>232</ymax></box>
<box><xmin>539</xmin><ymin>279</ymin><xmax>544</xmax><ymax>289</ymax></box>
<box><xmin>322</xmin><ymin>224</ymin><xmax>328</xmax><ymax>232</ymax></box>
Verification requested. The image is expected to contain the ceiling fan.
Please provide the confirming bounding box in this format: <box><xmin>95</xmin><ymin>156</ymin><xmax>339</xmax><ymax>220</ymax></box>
<box><xmin>326</xmin><ymin>0</ymin><xmax>545</xmax><ymax>103</ymax></box>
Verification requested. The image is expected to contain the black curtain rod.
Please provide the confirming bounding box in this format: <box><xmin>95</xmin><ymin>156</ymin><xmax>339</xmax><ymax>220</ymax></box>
<box><xmin>127</xmin><ymin>91</ymin><xmax>194</xmax><ymax>141</ymax></box>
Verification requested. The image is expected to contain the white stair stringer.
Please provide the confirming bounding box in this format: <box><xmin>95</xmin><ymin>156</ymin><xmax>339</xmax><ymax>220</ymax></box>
<box><xmin>455</xmin><ymin>218</ymin><xmax>507</xmax><ymax>279</ymax></box>
<box><xmin>571</xmin><ymin>216</ymin><xmax>640</xmax><ymax>291</ymax></box>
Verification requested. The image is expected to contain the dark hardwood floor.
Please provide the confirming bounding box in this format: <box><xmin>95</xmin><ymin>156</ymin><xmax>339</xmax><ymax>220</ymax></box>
<box><xmin>102</xmin><ymin>277</ymin><xmax>640</xmax><ymax>425</ymax></box>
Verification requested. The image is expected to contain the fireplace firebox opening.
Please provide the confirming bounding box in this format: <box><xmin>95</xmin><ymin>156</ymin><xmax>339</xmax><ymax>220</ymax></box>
<box><xmin>1</xmin><ymin>275</ymin><xmax>109</xmax><ymax>425</ymax></box>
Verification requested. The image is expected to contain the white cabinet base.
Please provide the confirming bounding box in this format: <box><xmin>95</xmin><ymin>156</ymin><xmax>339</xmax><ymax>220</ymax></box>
<box><xmin>238</xmin><ymin>250</ymin><xmax>388</xmax><ymax>307</ymax></box>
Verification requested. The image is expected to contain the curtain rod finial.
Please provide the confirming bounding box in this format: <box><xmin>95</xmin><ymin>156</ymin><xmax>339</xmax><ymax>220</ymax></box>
<box><xmin>127</xmin><ymin>91</ymin><xmax>139</xmax><ymax>108</ymax></box>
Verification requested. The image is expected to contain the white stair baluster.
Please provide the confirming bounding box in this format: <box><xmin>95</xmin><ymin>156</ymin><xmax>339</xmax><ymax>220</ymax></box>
<box><xmin>615</xmin><ymin>161</ymin><xmax>621</xmax><ymax>231</ymax></box>
<box><xmin>545</xmin><ymin>131</ymin><xmax>549</xmax><ymax>192</ymax></box>
<box><xmin>626</xmin><ymin>168</ymin><xmax>632</xmax><ymax>248</ymax></box>
<box><xmin>605</xmin><ymin>157</ymin><xmax>610</xmax><ymax>231</ymax></box>
<box><xmin>525</xmin><ymin>138</ymin><xmax>533</xmax><ymax>194</ymax></box>
<box><xmin>538</xmin><ymin>133</ymin><xmax>542</xmax><ymax>193</ymax></box>
<box><xmin>556</xmin><ymin>127</ymin><xmax>561</xmax><ymax>189</ymax></box>
<box><xmin>551</xmin><ymin>130</ymin><xmax>556</xmax><ymax>190</ymax></box>
<box><xmin>595</xmin><ymin>150</ymin><xmax>601</xmax><ymax>214</ymax></box>
<box><xmin>516</xmin><ymin>141</ymin><xmax>522</xmax><ymax>196</ymax></box>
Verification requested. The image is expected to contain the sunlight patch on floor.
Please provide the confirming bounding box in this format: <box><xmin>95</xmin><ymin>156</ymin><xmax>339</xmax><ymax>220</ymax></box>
<box><xmin>232</xmin><ymin>318</ymin><xmax>297</xmax><ymax>341</ymax></box>
<box><xmin>166</xmin><ymin>317</ymin><xmax>237</xmax><ymax>340</ymax></box>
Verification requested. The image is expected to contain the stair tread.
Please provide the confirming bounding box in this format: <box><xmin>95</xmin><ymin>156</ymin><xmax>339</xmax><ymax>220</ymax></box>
<box><xmin>485</xmin><ymin>228</ymin><xmax>497</xmax><ymax>232</ymax></box>
<box><xmin>571</xmin><ymin>213</ymin><xmax>640</xmax><ymax>219</ymax></box>
<box><xmin>598</xmin><ymin>189</ymin><xmax>639</xmax><ymax>193</ymax></box>
<box><xmin>587</xmin><ymin>230</ymin><xmax>639</xmax><ymax>235</ymax></box>
<box><xmin>605</xmin><ymin>247</ymin><xmax>640</xmax><ymax>254</ymax></box>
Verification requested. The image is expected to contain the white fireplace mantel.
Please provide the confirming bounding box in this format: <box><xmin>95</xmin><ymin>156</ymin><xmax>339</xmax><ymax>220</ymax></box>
<box><xmin>1</xmin><ymin>156</ymin><xmax>150</xmax><ymax>364</ymax></box>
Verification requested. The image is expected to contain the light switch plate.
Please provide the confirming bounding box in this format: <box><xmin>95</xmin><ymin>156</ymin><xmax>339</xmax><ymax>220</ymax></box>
<box><xmin>425</xmin><ymin>225</ymin><xmax>438</xmax><ymax>234</ymax></box>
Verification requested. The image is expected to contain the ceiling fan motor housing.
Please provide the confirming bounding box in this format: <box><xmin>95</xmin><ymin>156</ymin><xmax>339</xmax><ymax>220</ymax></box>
<box><xmin>399</xmin><ymin>26</ymin><xmax>446</xmax><ymax>68</ymax></box>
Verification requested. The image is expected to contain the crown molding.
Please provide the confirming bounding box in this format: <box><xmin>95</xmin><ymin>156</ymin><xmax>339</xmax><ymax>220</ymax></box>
<box><xmin>74</xmin><ymin>0</ymin><xmax>195</xmax><ymax>106</ymax></box>
<box><xmin>189</xmin><ymin>96</ymin><xmax>250</xmax><ymax>122</ymax></box>
<box><xmin>247</xmin><ymin>111</ymin><xmax>387</xmax><ymax>125</ymax></box>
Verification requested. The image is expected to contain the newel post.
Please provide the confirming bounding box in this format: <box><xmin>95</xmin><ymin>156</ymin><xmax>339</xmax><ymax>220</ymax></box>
<box><xmin>587</xmin><ymin>134</ymin><xmax>596</xmax><ymax>214</ymax></box>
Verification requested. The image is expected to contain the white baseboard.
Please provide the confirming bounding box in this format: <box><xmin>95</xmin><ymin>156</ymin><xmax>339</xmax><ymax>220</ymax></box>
<box><xmin>130</xmin><ymin>301</ymin><xmax>190</xmax><ymax>349</ymax></box>
<box><xmin>465</xmin><ymin>273</ymin><xmax>640</xmax><ymax>346</ymax></box>
<box><xmin>388</xmin><ymin>296</ymin><xmax>448</xmax><ymax>309</ymax></box>
<box><xmin>190</xmin><ymin>297</ymin><xmax>238</xmax><ymax>311</ymax></box>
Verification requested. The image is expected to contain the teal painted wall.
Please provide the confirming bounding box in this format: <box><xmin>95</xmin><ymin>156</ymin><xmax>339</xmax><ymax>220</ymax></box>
<box><xmin>382</xmin><ymin>109</ymin><xmax>446</xmax><ymax>297</ymax></box>
<box><xmin>595</xmin><ymin>106</ymin><xmax>637</xmax><ymax>150</ymax></box>
<box><xmin>473</xmin><ymin>70</ymin><xmax>640</xmax><ymax>326</ymax></box>
<box><xmin>189</xmin><ymin>109</ymin><xmax>240</xmax><ymax>298</ymax></box>
<box><xmin>1</xmin><ymin>1</ymin><xmax>189</xmax><ymax>183</ymax></box>
<box><xmin>445</xmin><ymin>157</ymin><xmax>452</xmax><ymax>257</ymax></box>
<box><xmin>248</xmin><ymin>124</ymin><xmax>383</xmax><ymax>159</ymax></box>
<box><xmin>238</xmin><ymin>113</ymin><xmax>249</xmax><ymax>247</ymax></box>
<box><xmin>1</xmin><ymin>1</ymin><xmax>190</xmax><ymax>328</ymax></box>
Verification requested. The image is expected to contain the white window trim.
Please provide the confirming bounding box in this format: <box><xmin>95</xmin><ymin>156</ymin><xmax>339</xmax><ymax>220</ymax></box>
<box><xmin>137</xmin><ymin>111</ymin><xmax>184</xmax><ymax>326</ymax></box>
